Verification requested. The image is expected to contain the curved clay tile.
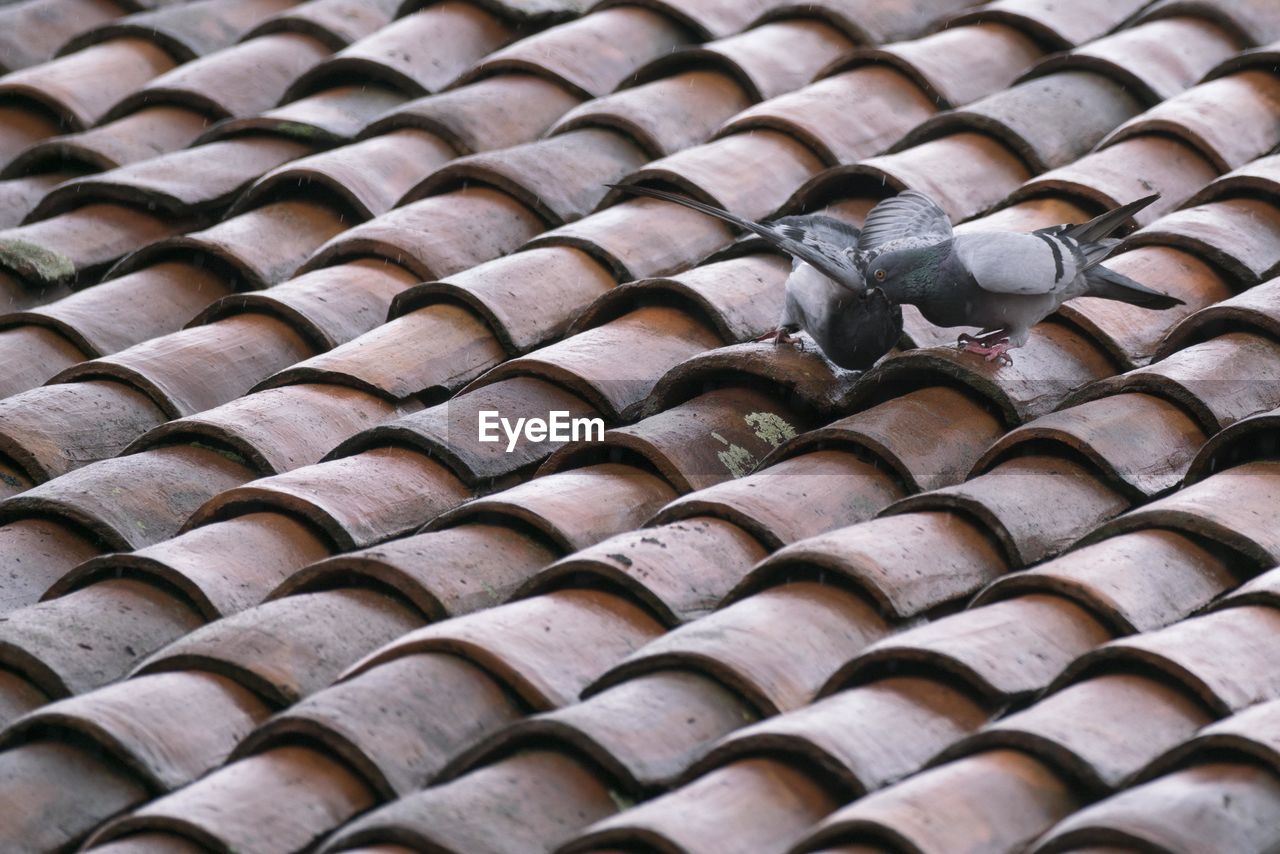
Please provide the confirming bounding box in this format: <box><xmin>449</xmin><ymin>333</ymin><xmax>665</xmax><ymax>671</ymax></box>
<box><xmin>1186</xmin><ymin>151</ymin><xmax>1280</xmax><ymax>207</ymax></box>
<box><xmin>246</xmin><ymin>0</ymin><xmax>400</xmax><ymax>49</ymax></box>
<box><xmin>0</xmin><ymin>173</ymin><xmax>69</xmax><ymax>229</ymax></box>
<box><xmin>571</xmin><ymin>254</ymin><xmax>785</xmax><ymax>345</ymax></box>
<box><xmin>889</xmin><ymin>455</ymin><xmax>1131</xmax><ymax>567</ymax></box>
<box><xmin>363</xmin><ymin>74</ymin><xmax>581</xmax><ymax>155</ymax></box>
<box><xmin>956</xmin><ymin>195</ymin><xmax>1093</xmax><ymax>234</ymax></box>
<box><xmin>431</xmin><ymin>464</ymin><xmax>677</xmax><ymax>552</ymax></box>
<box><xmin>757</xmin><ymin>0</ymin><xmax>974</xmax><ymax>45</ymax></box>
<box><xmin>335</xmin><ymin>377</ymin><xmax>598</xmax><ymax>487</ymax></box>
<box><xmin>1076</xmin><ymin>333</ymin><xmax>1280</xmax><ymax>435</ymax></box>
<box><xmin>328</xmin><ymin>750</ymin><xmax>616</xmax><ymax>852</ymax></box>
<box><xmin>32</xmin><ymin>135</ymin><xmax>314</xmax><ymax>220</ymax></box>
<box><xmin>942</xmin><ymin>674</ymin><xmax>1213</xmax><ymax>794</ymax></box>
<box><xmin>266</xmin><ymin>303</ymin><xmax>506</xmax><ymax>399</ymax></box>
<box><xmin>1100</xmin><ymin>72</ymin><xmax>1280</xmax><ymax>174</ymax></box>
<box><xmin>828</xmin><ymin>594</ymin><xmax>1113</xmax><ymax>704</ymax></box>
<box><xmin>0</xmin><ymin>38</ymin><xmax>176</xmax><ymax>130</ymax></box>
<box><xmin>407</xmin><ymin>128</ymin><xmax>647</xmax><ymax>224</ymax></box>
<box><xmin>529</xmin><ymin>195</ymin><xmax>734</xmax><ymax>280</ymax></box>
<box><xmin>0</xmin><ymin>0</ymin><xmax>126</xmax><ymax>74</ymax></box>
<box><xmin>129</xmin><ymin>384</ymin><xmax>398</xmax><ymax>476</ymax></box>
<box><xmin>0</xmin><ymin>327</ymin><xmax>89</xmax><ymax>400</ymax></box>
<box><xmin>274</xmin><ymin>523</ymin><xmax>557</xmax><ymax>620</ymax></box>
<box><xmin>593</xmin><ymin>582</ymin><xmax>891</xmax><ymax>716</ymax></box>
<box><xmin>0</xmin><ymin>445</ymin><xmax>253</xmax><ymax>550</ymax></box>
<box><xmin>1221</xmin><ymin>566</ymin><xmax>1280</xmax><ymax>612</ymax></box>
<box><xmin>544</xmin><ymin>386</ymin><xmax>807</xmax><ymax>493</ymax></box>
<box><xmin>185</xmin><ymin>447</ymin><xmax>470</xmax><ymax>549</ymax></box>
<box><xmin>946</xmin><ymin>0</ymin><xmax>1154</xmax><ymax>50</ymax></box>
<box><xmin>1011</xmin><ymin>137</ymin><xmax>1219</xmax><ymax>225</ymax></box>
<box><xmin>1185</xmin><ymin>408</ymin><xmax>1280</xmax><ymax>487</ymax></box>
<box><xmin>1019</xmin><ymin>16</ymin><xmax>1242</xmax><ymax>105</ymax></box>
<box><xmin>1059</xmin><ymin>246</ymin><xmax>1228</xmax><ymax>369</ymax></box>
<box><xmin>62</xmin><ymin>0</ymin><xmax>298</xmax><ymax>60</ymax></box>
<box><xmin>975</xmin><ymin>393</ymin><xmax>1207</xmax><ymax>499</ymax></box>
<box><xmin>287</xmin><ymin>2</ymin><xmax>513</xmax><ymax>98</ymax></box>
<box><xmin>344</xmin><ymin>588</ymin><xmax>665</xmax><ymax>709</ymax></box>
<box><xmin>0</xmin><ymin>578</ymin><xmax>205</xmax><ymax>697</ymax></box>
<box><xmin>737</xmin><ymin>511</ymin><xmax>1008</xmax><ymax>621</ymax></box>
<box><xmin>721</xmin><ymin>66</ymin><xmax>935</xmax><ymax>167</ymax></box>
<box><xmin>392</xmin><ymin>247</ymin><xmax>616</xmax><ymax>354</ymax></box>
<box><xmin>555</xmin><ymin>70</ymin><xmax>749</xmax><ymax>159</ymax></box>
<box><xmin>206</xmin><ymin>84</ymin><xmax>406</xmax><ymax>146</ymax></box>
<box><xmin>1134</xmin><ymin>0</ymin><xmax>1280</xmax><ymax>46</ymax></box>
<box><xmin>1128</xmin><ymin>197</ymin><xmax>1280</xmax><ymax>287</ymax></box>
<box><xmin>474</xmin><ymin>306</ymin><xmax>720</xmax><ymax>422</ymax></box>
<box><xmin>826</xmin><ymin>22</ymin><xmax>1043</xmax><ymax>110</ymax></box>
<box><xmin>564</xmin><ymin>757</ymin><xmax>839</xmax><ymax>853</ymax></box>
<box><xmin>795</xmin><ymin>750</ymin><xmax>1080</xmax><ymax>852</ymax></box>
<box><xmin>0</xmin><ymin>741</ymin><xmax>149</xmax><ymax>852</ymax></box>
<box><xmin>458</xmin><ymin>7</ymin><xmax>689</xmax><ymax>99</ymax></box>
<box><xmin>408</xmin><ymin>0</ymin><xmax>592</xmax><ymax>22</ymax></box>
<box><xmin>0</xmin><ymin>519</ymin><xmax>100</xmax><ymax>616</ymax></box>
<box><xmin>114</xmin><ymin>199</ymin><xmax>347</xmax><ymax>289</ymax></box>
<box><xmin>1033</xmin><ymin>761</ymin><xmax>1280</xmax><ymax>853</ymax></box>
<box><xmin>0</xmin><ymin>670</ymin><xmax>270</xmax><ymax>791</ymax></box>
<box><xmin>793</xmin><ymin>132</ymin><xmax>1031</xmax><ymax>222</ymax></box>
<box><xmin>1055</xmin><ymin>605</ymin><xmax>1280</xmax><ymax>715</ymax></box>
<box><xmin>301</xmin><ymin>188</ymin><xmax>544</xmax><ymax>280</ymax></box>
<box><xmin>0</xmin><ymin>106</ymin><xmax>60</xmax><ymax>173</ymax></box>
<box><xmin>89</xmin><ymin>745</ymin><xmax>376</xmax><ymax>852</ymax></box>
<box><xmin>105</xmin><ymin>32</ymin><xmax>331</xmax><ymax>122</ymax></box>
<box><xmin>897</xmin><ymin>71</ymin><xmax>1143</xmax><ymax>173</ymax></box>
<box><xmin>637</xmin><ymin>19</ymin><xmax>852</xmax><ymax>103</ymax></box>
<box><xmin>651</xmin><ymin>451</ymin><xmax>904</xmax><ymax>548</ymax></box>
<box><xmin>611</xmin><ymin>129</ymin><xmax>825</xmax><ymax>221</ymax></box>
<box><xmin>521</xmin><ymin>517</ymin><xmax>766</xmax><ymax>625</ymax></box>
<box><xmin>134</xmin><ymin>588</ymin><xmax>422</xmax><ymax>704</ymax></box>
<box><xmin>589</xmin><ymin>0</ymin><xmax>778</xmax><ymax>40</ymax></box>
<box><xmin>51</xmin><ymin>512</ymin><xmax>329</xmax><ymax>619</ymax></box>
<box><xmin>195</xmin><ymin>259</ymin><xmax>416</xmax><ymax>351</ymax></box>
<box><xmin>238</xmin><ymin>651</ymin><xmax>521</xmax><ymax>797</ymax></box>
<box><xmin>0</xmin><ymin>380</ymin><xmax>166</xmax><ymax>483</ymax></box>
<box><xmin>767</xmin><ymin>386</ymin><xmax>1004</xmax><ymax>493</ymax></box>
<box><xmin>1208</xmin><ymin>36</ymin><xmax>1280</xmax><ymax>79</ymax></box>
<box><xmin>234</xmin><ymin>129</ymin><xmax>454</xmax><ymax>221</ymax></box>
<box><xmin>0</xmin><ymin>202</ymin><xmax>179</xmax><ymax>289</ymax></box>
<box><xmin>55</xmin><ymin>313</ymin><xmax>313</xmax><ymax>417</ymax></box>
<box><xmin>974</xmin><ymin>529</ymin><xmax>1236</xmax><ymax>634</ymax></box>
<box><xmin>857</xmin><ymin>322</ymin><xmax>1116</xmax><ymax>426</ymax></box>
<box><xmin>2</xmin><ymin>261</ymin><xmax>229</xmax><ymax>359</ymax></box>
<box><xmin>694</xmin><ymin>677</ymin><xmax>987</xmax><ymax>796</ymax></box>
<box><xmin>3</xmin><ymin>106</ymin><xmax>208</xmax><ymax>176</ymax></box>
<box><xmin>1143</xmin><ymin>697</ymin><xmax>1280</xmax><ymax>779</ymax></box>
<box><xmin>466</xmin><ymin>671</ymin><xmax>752</xmax><ymax>792</ymax></box>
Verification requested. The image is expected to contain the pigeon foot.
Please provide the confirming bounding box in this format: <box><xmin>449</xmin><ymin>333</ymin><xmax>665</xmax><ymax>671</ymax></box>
<box><xmin>956</xmin><ymin>334</ymin><xmax>1014</xmax><ymax>366</ymax></box>
<box><xmin>756</xmin><ymin>326</ymin><xmax>805</xmax><ymax>351</ymax></box>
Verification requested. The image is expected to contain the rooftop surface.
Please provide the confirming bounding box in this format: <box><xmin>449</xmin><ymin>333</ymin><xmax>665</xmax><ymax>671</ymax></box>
<box><xmin>1</xmin><ymin>0</ymin><xmax>1280</xmax><ymax>851</ymax></box>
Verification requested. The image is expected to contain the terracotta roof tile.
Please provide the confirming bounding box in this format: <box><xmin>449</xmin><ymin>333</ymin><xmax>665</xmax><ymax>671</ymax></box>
<box><xmin>0</xmin><ymin>0</ymin><xmax>127</xmax><ymax>74</ymax></box>
<box><xmin>1128</xmin><ymin>196</ymin><xmax>1280</xmax><ymax>286</ymax></box>
<box><xmin>1133</xmin><ymin>0</ymin><xmax>1280</xmax><ymax>46</ymax></box>
<box><xmin>947</xmin><ymin>0</ymin><xmax>1154</xmax><ymax>50</ymax></box>
<box><xmin>1033</xmin><ymin>761</ymin><xmax>1280</xmax><ymax>853</ymax></box>
<box><xmin>240</xmin><ymin>650</ymin><xmax>522</xmax><ymax>796</ymax></box>
<box><xmin>209</xmin><ymin>83</ymin><xmax>406</xmax><ymax>145</ymax></box>
<box><xmin>3</xmin><ymin>105</ymin><xmax>209</xmax><ymax>175</ymax></box>
<box><xmin>0</xmin><ymin>518</ymin><xmax>100</xmax><ymax>615</ymax></box>
<box><xmin>247</xmin><ymin>0</ymin><xmax>401</xmax><ymax>48</ymax></box>
<box><xmin>459</xmin><ymin>6</ymin><xmax>690</xmax><ymax>98</ymax></box>
<box><xmin>107</xmin><ymin>32</ymin><xmax>332</xmax><ymax>121</ymax></box>
<box><xmin>62</xmin><ymin>0</ymin><xmax>298</xmax><ymax>60</ymax></box>
<box><xmin>326</xmin><ymin>749</ymin><xmax>616</xmax><ymax>852</ymax></box>
<box><xmin>755</xmin><ymin>0</ymin><xmax>974</xmax><ymax>45</ymax></box>
<box><xmin>288</xmin><ymin>1</ymin><xmax>513</xmax><ymax>98</ymax></box>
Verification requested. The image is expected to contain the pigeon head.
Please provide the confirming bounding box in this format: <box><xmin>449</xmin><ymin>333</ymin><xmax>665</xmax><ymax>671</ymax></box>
<box><xmin>861</xmin><ymin>242</ymin><xmax>948</xmax><ymax>303</ymax></box>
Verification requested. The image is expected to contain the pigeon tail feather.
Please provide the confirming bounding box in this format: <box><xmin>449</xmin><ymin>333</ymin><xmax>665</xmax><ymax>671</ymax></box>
<box><xmin>1084</xmin><ymin>263</ymin><xmax>1185</xmax><ymax>309</ymax></box>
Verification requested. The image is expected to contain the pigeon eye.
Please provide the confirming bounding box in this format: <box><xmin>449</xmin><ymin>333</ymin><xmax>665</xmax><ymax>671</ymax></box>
<box><xmin>874</xmin><ymin>269</ymin><xmax>886</xmax><ymax>281</ymax></box>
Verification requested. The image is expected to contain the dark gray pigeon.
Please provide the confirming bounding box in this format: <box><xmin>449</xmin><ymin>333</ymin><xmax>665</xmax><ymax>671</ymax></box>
<box><xmin>857</xmin><ymin>190</ymin><xmax>1183</xmax><ymax>365</ymax></box>
<box><xmin>607</xmin><ymin>184</ymin><xmax>902</xmax><ymax>371</ymax></box>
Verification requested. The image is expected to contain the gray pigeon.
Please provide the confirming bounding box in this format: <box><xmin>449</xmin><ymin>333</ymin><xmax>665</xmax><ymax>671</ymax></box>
<box><xmin>607</xmin><ymin>184</ymin><xmax>902</xmax><ymax>371</ymax></box>
<box><xmin>857</xmin><ymin>190</ymin><xmax>1183</xmax><ymax>365</ymax></box>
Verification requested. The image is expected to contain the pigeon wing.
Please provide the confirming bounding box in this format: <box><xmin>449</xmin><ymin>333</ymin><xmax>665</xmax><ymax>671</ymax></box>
<box><xmin>955</xmin><ymin>232</ymin><xmax>1086</xmax><ymax>295</ymax></box>
<box><xmin>859</xmin><ymin>189</ymin><xmax>954</xmax><ymax>252</ymax></box>
<box><xmin>608</xmin><ymin>184</ymin><xmax>866</xmax><ymax>291</ymax></box>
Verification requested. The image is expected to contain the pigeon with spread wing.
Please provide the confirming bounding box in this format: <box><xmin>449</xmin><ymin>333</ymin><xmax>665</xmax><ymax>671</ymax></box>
<box><xmin>857</xmin><ymin>190</ymin><xmax>1182</xmax><ymax>365</ymax></box>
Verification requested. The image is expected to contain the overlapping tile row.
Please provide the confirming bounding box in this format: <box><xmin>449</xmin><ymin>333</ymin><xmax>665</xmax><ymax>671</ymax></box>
<box><xmin>0</xmin><ymin>0</ymin><xmax>984</xmax><ymax>849</ymax></box>
<box><xmin>0</xmin><ymin>0</ymin><xmax>1279</xmax><ymax>850</ymax></box>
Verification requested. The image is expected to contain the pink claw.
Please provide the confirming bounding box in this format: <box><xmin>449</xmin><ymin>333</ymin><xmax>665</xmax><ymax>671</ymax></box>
<box><xmin>957</xmin><ymin>336</ymin><xmax>1014</xmax><ymax>367</ymax></box>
